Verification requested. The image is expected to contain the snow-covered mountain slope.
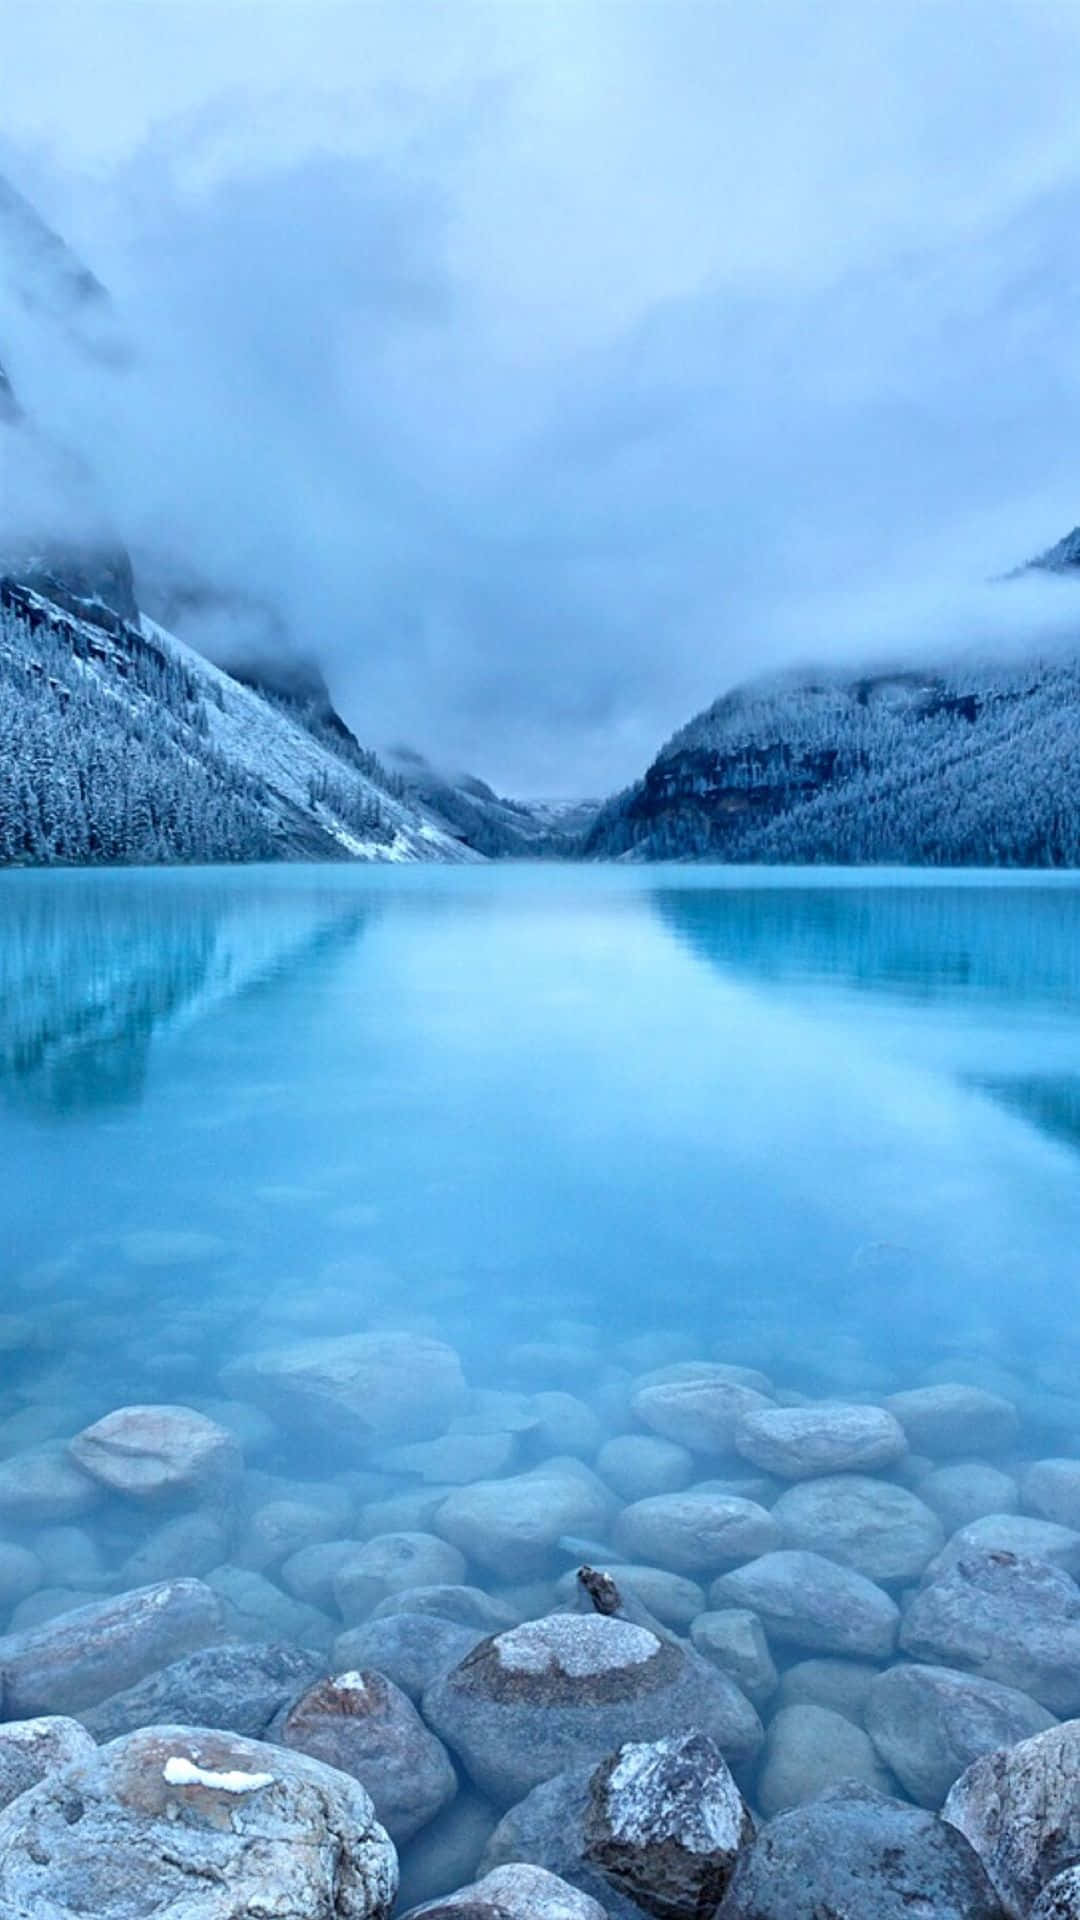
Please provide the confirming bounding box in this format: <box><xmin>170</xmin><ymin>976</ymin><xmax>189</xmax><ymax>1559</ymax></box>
<box><xmin>582</xmin><ymin>648</ymin><xmax>1080</xmax><ymax>866</ymax></box>
<box><xmin>0</xmin><ymin>580</ymin><xmax>480</xmax><ymax>865</ymax></box>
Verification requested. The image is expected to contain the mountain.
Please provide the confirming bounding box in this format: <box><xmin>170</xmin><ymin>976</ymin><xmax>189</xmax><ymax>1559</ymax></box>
<box><xmin>386</xmin><ymin>748</ymin><xmax>600</xmax><ymax>858</ymax></box>
<box><xmin>582</xmin><ymin>643</ymin><xmax>1080</xmax><ymax>866</ymax></box>
<box><xmin>0</xmin><ymin>578</ymin><xmax>480</xmax><ymax>864</ymax></box>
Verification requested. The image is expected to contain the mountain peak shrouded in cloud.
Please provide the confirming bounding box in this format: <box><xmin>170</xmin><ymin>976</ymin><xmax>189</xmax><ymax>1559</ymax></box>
<box><xmin>6</xmin><ymin>4</ymin><xmax>1080</xmax><ymax>791</ymax></box>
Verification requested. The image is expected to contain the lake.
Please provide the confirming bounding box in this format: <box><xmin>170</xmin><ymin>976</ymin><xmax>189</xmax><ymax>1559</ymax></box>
<box><xmin>3</xmin><ymin>864</ymin><xmax>1079</xmax><ymax>1413</ymax></box>
<box><xmin>3</xmin><ymin>863</ymin><xmax>1080</xmax><ymax>1894</ymax></box>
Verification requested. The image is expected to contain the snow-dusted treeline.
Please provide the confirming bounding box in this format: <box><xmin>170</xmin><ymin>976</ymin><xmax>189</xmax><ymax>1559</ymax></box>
<box><xmin>584</xmin><ymin>660</ymin><xmax>1080</xmax><ymax>865</ymax></box>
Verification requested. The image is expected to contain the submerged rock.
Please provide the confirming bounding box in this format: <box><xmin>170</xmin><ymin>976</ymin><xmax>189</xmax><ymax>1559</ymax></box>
<box><xmin>481</xmin><ymin>1762</ymin><xmax>647</xmax><ymax>1920</ymax></box>
<box><xmin>866</xmin><ymin>1663</ymin><xmax>1056</xmax><ymax>1810</ymax></box>
<box><xmin>422</xmin><ymin>1611</ymin><xmax>762</xmax><ymax>1807</ymax></box>
<box><xmin>333</xmin><ymin>1613</ymin><xmax>484</xmax><ymax>1702</ymax></box>
<box><xmin>0</xmin><ymin>1722</ymin><xmax>398</xmax><ymax>1919</ymax></box>
<box><xmin>883</xmin><ymin>1385</ymin><xmax>1018</xmax><ymax>1458</ymax></box>
<box><xmin>631</xmin><ymin>1378</ymin><xmax>772</xmax><ymax>1455</ymax></box>
<box><xmin>434</xmin><ymin>1461</ymin><xmax>614</xmax><ymax>1579</ymax></box>
<box><xmin>710</xmin><ymin>1549</ymin><xmax>899</xmax><ymax>1658</ymax></box>
<box><xmin>396</xmin><ymin>1789</ymin><xmax>500</xmax><ymax>1913</ymax></box>
<box><xmin>757</xmin><ymin>1704</ymin><xmax>895</xmax><ymax>1816</ymax></box>
<box><xmin>733</xmin><ymin>1403</ymin><xmax>907</xmax><ymax>1478</ymax></box>
<box><xmin>0</xmin><ymin>1715</ymin><xmax>96</xmax><ymax>1810</ymax></box>
<box><xmin>771</xmin><ymin>1474</ymin><xmax>944</xmax><ymax>1582</ymax></box>
<box><xmin>222</xmin><ymin>1330</ymin><xmax>468</xmax><ymax>1448</ymax></box>
<box><xmin>1023</xmin><ymin>1460</ymin><xmax>1080</xmax><ymax>1531</ymax></box>
<box><xmin>924</xmin><ymin>1513</ymin><xmax>1080</xmax><ymax>1582</ymax></box>
<box><xmin>775</xmin><ymin>1655</ymin><xmax>880</xmax><ymax>1720</ymax></box>
<box><xmin>900</xmin><ymin>1550</ymin><xmax>1080</xmax><ymax>1713</ymax></box>
<box><xmin>612</xmin><ymin>1491</ymin><xmax>780</xmax><ymax>1575</ymax></box>
<box><xmin>943</xmin><ymin>1720</ymin><xmax>1080</xmax><ymax>1918</ymax></box>
<box><xmin>81</xmin><ymin>1639</ymin><xmax>324</xmax><ymax>1742</ymax></box>
<box><xmin>206</xmin><ymin>1563</ymin><xmax>336</xmax><ymax>1651</ymax></box>
<box><xmin>0</xmin><ymin>1444</ymin><xmax>100</xmax><ymax>1525</ymax></box>
<box><xmin>689</xmin><ymin>1609</ymin><xmax>778</xmax><ymax>1707</ymax></box>
<box><xmin>275</xmin><ymin>1668</ymin><xmax>457</xmax><ymax>1844</ymax></box>
<box><xmin>334</xmin><ymin>1532</ymin><xmax>467</xmax><ymax>1622</ymax></box>
<box><xmin>68</xmin><ymin>1403</ymin><xmax>241</xmax><ymax>1501</ymax></box>
<box><xmin>920</xmin><ymin>1462</ymin><xmax>1020</xmax><ymax>1534</ymax></box>
<box><xmin>717</xmin><ymin>1781</ymin><xmax>1005</xmax><ymax>1919</ymax></box>
<box><xmin>582</xmin><ymin>1730</ymin><xmax>754</xmax><ymax>1919</ymax></box>
<box><xmin>596</xmin><ymin>1434</ymin><xmax>695</xmax><ymax>1501</ymax></box>
<box><xmin>0</xmin><ymin>1578</ymin><xmax>223</xmax><ymax>1717</ymax></box>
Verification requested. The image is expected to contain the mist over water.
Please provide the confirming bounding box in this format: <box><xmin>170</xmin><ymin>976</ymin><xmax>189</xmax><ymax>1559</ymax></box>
<box><xmin>3</xmin><ymin>864</ymin><xmax>1080</xmax><ymax>1410</ymax></box>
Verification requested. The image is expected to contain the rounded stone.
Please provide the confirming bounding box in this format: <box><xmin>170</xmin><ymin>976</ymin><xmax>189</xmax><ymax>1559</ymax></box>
<box><xmin>422</xmin><ymin>1611</ymin><xmax>763</xmax><ymax>1807</ymax></box>
<box><xmin>771</xmin><ymin>1475</ymin><xmax>944</xmax><ymax>1582</ymax></box>
<box><xmin>222</xmin><ymin>1330</ymin><xmax>468</xmax><ymax>1448</ymax></box>
<box><xmin>0</xmin><ymin>1445</ymin><xmax>101</xmax><ymax>1525</ymax></box>
<box><xmin>81</xmin><ymin>1640</ymin><xmax>326</xmax><ymax>1743</ymax></box>
<box><xmin>68</xmin><ymin>1404</ymin><xmax>241</xmax><ymax>1501</ymax></box>
<box><xmin>920</xmin><ymin>1463</ymin><xmax>1019</xmax><ymax>1535</ymax></box>
<box><xmin>710</xmin><ymin>1550</ymin><xmax>899</xmax><ymax>1659</ymax></box>
<box><xmin>716</xmin><ymin>1781</ymin><xmax>1004</xmax><ymax>1920</ymax></box>
<box><xmin>632</xmin><ymin>1379</ymin><xmax>773</xmax><ymax>1456</ymax></box>
<box><xmin>0</xmin><ymin>1543</ymin><xmax>44</xmax><ymax>1611</ymax></box>
<box><xmin>0</xmin><ymin>1722</ymin><xmax>397</xmax><ymax>1919</ymax></box>
<box><xmin>371</xmin><ymin>1584</ymin><xmax>517</xmax><ymax>1632</ymax></box>
<box><xmin>1023</xmin><ymin>1460</ymin><xmax>1080</xmax><ymax>1531</ymax></box>
<box><xmin>883</xmin><ymin>1385</ymin><xmax>1018</xmax><ymax>1459</ymax></box>
<box><xmin>334</xmin><ymin>1533</ymin><xmax>467</xmax><ymax>1623</ymax></box>
<box><xmin>924</xmin><ymin>1514</ymin><xmax>1080</xmax><ymax>1583</ymax></box>
<box><xmin>403</xmin><ymin>1862</ymin><xmax>608</xmax><ymax>1920</ymax></box>
<box><xmin>734</xmin><ymin>1404</ymin><xmax>907</xmax><ymax>1479</ymax></box>
<box><xmin>333</xmin><ymin>1613</ymin><xmax>484</xmax><ymax>1702</ymax></box>
<box><xmin>0</xmin><ymin>1578</ymin><xmax>224</xmax><ymax>1717</ymax></box>
<box><xmin>276</xmin><ymin>1669</ymin><xmax>457</xmax><ymax>1845</ymax></box>
<box><xmin>757</xmin><ymin>1704</ymin><xmax>896</xmax><ymax>1817</ymax></box>
<box><xmin>900</xmin><ymin>1550</ymin><xmax>1080</xmax><ymax>1713</ymax></box>
<box><xmin>866</xmin><ymin>1663</ymin><xmax>1056</xmax><ymax>1810</ymax></box>
<box><xmin>613</xmin><ymin>1492</ymin><xmax>780</xmax><ymax>1576</ymax></box>
<box><xmin>596</xmin><ymin>1434</ymin><xmax>695</xmax><ymax>1502</ymax></box>
<box><xmin>775</xmin><ymin>1657</ymin><xmax>880</xmax><ymax>1721</ymax></box>
<box><xmin>434</xmin><ymin>1462</ymin><xmax>614</xmax><ymax>1580</ymax></box>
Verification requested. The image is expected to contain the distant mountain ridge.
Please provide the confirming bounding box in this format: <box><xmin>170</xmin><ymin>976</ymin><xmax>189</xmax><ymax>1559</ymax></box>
<box><xmin>582</xmin><ymin>628</ymin><xmax>1080</xmax><ymax>866</ymax></box>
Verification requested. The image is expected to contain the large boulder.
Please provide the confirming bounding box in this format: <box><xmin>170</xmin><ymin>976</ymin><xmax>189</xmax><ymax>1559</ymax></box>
<box><xmin>733</xmin><ymin>1404</ymin><xmax>907</xmax><ymax>1479</ymax></box>
<box><xmin>943</xmin><ymin>1720</ymin><xmax>1080</xmax><ymax>1918</ymax></box>
<box><xmin>866</xmin><ymin>1664</ymin><xmax>1056</xmax><ymax>1810</ymax></box>
<box><xmin>900</xmin><ymin>1551</ymin><xmax>1080</xmax><ymax>1713</ymax></box>
<box><xmin>710</xmin><ymin>1550</ymin><xmax>899</xmax><ymax>1658</ymax></box>
<box><xmin>0</xmin><ymin>1722</ymin><xmax>397</xmax><ymax>1918</ymax></box>
<box><xmin>222</xmin><ymin>1331</ymin><xmax>468</xmax><ymax>1447</ymax></box>
<box><xmin>422</xmin><ymin>1612</ymin><xmax>762</xmax><ymax>1807</ymax></box>
<box><xmin>612</xmin><ymin>1492</ymin><xmax>779</xmax><ymax>1575</ymax></box>
<box><xmin>882</xmin><ymin>1385</ymin><xmax>1018</xmax><ymax>1458</ymax></box>
<box><xmin>582</xmin><ymin>1730</ymin><xmax>754</xmax><ymax>1919</ymax></box>
<box><xmin>67</xmin><ymin>1404</ymin><xmax>241</xmax><ymax>1501</ymax></box>
<box><xmin>0</xmin><ymin>1579</ymin><xmax>223</xmax><ymax>1716</ymax></box>
<box><xmin>481</xmin><ymin>1762</ymin><xmax>656</xmax><ymax>1920</ymax></box>
<box><xmin>716</xmin><ymin>1781</ymin><xmax>1005</xmax><ymax>1919</ymax></box>
<box><xmin>80</xmin><ymin>1640</ymin><xmax>324</xmax><ymax>1742</ymax></box>
<box><xmin>756</xmin><ymin>1704</ymin><xmax>895</xmax><ymax>1816</ymax></box>
<box><xmin>631</xmin><ymin>1378</ymin><xmax>772</xmax><ymax>1455</ymax></box>
<box><xmin>403</xmin><ymin>1862</ymin><xmax>607</xmax><ymax>1920</ymax></box>
<box><xmin>0</xmin><ymin>1716</ymin><xmax>96</xmax><ymax>1810</ymax></box>
<box><xmin>434</xmin><ymin>1462</ymin><xmax>614</xmax><ymax>1579</ymax></box>
<box><xmin>771</xmin><ymin>1475</ymin><xmax>943</xmax><ymax>1583</ymax></box>
<box><xmin>275</xmin><ymin>1668</ymin><xmax>457</xmax><ymax>1844</ymax></box>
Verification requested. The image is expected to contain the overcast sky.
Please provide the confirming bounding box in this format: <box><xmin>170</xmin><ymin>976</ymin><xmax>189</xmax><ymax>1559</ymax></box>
<box><xmin>6</xmin><ymin>3</ymin><xmax>1080</xmax><ymax>792</ymax></box>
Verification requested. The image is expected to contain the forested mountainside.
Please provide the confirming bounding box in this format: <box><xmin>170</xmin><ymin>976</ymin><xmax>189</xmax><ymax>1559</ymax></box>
<box><xmin>386</xmin><ymin>748</ymin><xmax>600</xmax><ymax>858</ymax></box>
<box><xmin>582</xmin><ymin>647</ymin><xmax>1080</xmax><ymax>866</ymax></box>
<box><xmin>0</xmin><ymin>582</ymin><xmax>477</xmax><ymax>865</ymax></box>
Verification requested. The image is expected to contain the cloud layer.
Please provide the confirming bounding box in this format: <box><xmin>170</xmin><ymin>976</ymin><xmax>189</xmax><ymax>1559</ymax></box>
<box><xmin>5</xmin><ymin>2</ymin><xmax>1080</xmax><ymax>791</ymax></box>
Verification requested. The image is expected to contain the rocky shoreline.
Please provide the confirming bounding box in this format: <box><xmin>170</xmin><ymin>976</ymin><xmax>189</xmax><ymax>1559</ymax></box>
<box><xmin>1</xmin><ymin>1323</ymin><xmax>1080</xmax><ymax>1914</ymax></box>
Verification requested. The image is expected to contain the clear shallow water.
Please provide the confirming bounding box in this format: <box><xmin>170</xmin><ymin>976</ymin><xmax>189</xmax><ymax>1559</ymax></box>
<box><xmin>3</xmin><ymin>863</ymin><xmax>1080</xmax><ymax>1425</ymax></box>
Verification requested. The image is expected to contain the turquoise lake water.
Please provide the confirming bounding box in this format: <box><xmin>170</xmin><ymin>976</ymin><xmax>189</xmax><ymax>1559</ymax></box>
<box><xmin>2</xmin><ymin>864</ymin><xmax>1080</xmax><ymax>1441</ymax></box>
